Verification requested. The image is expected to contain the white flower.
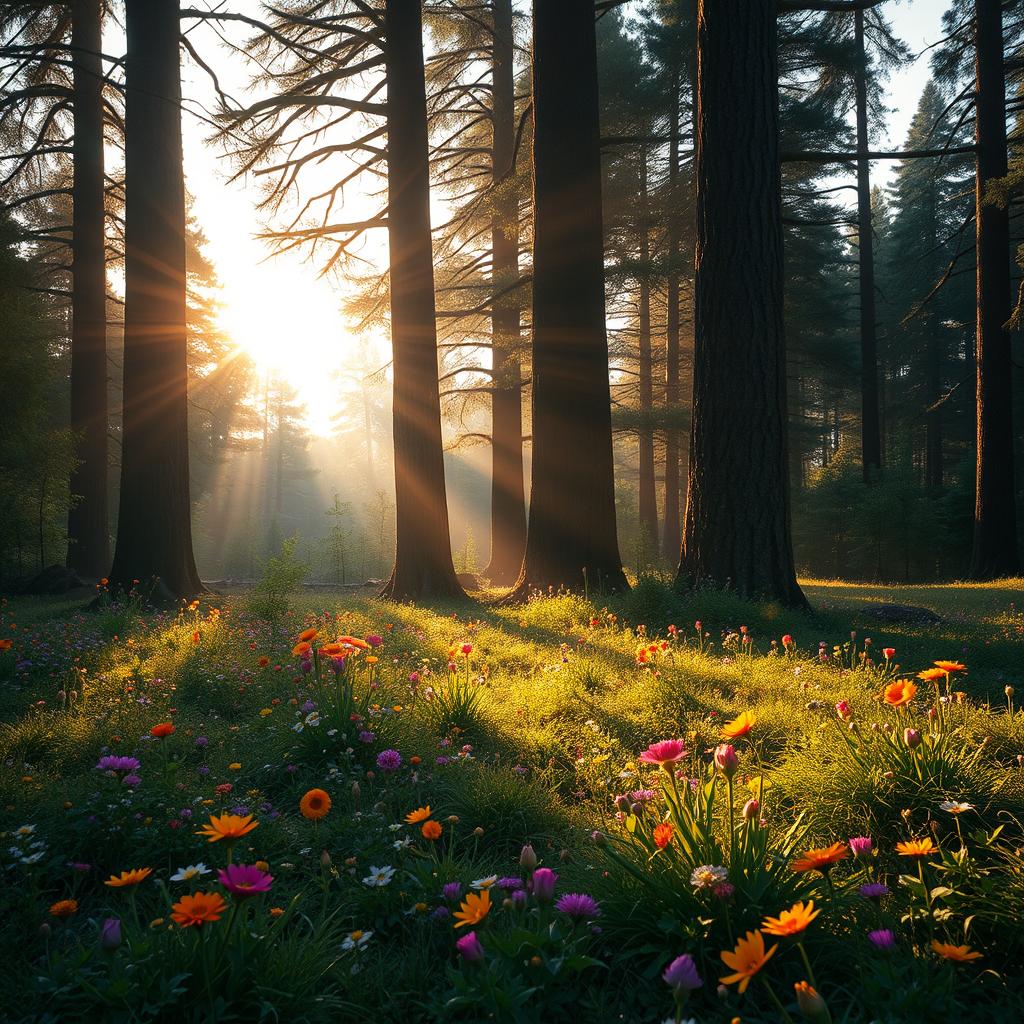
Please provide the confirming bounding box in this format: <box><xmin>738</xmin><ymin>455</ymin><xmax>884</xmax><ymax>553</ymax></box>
<box><xmin>341</xmin><ymin>929</ymin><xmax>373</xmax><ymax>951</ymax></box>
<box><xmin>15</xmin><ymin>825</ymin><xmax>36</xmax><ymax>837</ymax></box>
<box><xmin>471</xmin><ymin>875</ymin><xmax>498</xmax><ymax>890</ymax></box>
<box><xmin>362</xmin><ymin>865</ymin><xmax>395</xmax><ymax>887</ymax></box>
<box><xmin>170</xmin><ymin>863</ymin><xmax>211</xmax><ymax>882</ymax></box>
<box><xmin>291</xmin><ymin>722</ymin><xmax>304</xmax><ymax>733</ymax></box>
<box><xmin>690</xmin><ymin>864</ymin><xmax>729</xmax><ymax>890</ymax></box>
<box><xmin>304</xmin><ymin>712</ymin><xmax>321</xmax><ymax>727</ymax></box>
<box><xmin>21</xmin><ymin>851</ymin><xmax>45</xmax><ymax>865</ymax></box>
<box><xmin>388</xmin><ymin>823</ymin><xmax>404</xmax><ymax>832</ymax></box>
<box><xmin>939</xmin><ymin>800</ymin><xmax>974</xmax><ymax>815</ymax></box>
<box><xmin>392</xmin><ymin>837</ymin><xmax>412</xmax><ymax>851</ymax></box>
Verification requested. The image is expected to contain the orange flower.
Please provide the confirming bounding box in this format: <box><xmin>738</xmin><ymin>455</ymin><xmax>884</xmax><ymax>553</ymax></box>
<box><xmin>453</xmin><ymin>889</ymin><xmax>491</xmax><ymax>929</ymax></box>
<box><xmin>105</xmin><ymin>867</ymin><xmax>153</xmax><ymax>888</ymax></box>
<box><xmin>196</xmin><ymin>813</ymin><xmax>259</xmax><ymax>843</ymax></box>
<box><xmin>49</xmin><ymin>899</ymin><xmax>78</xmax><ymax>917</ymax></box>
<box><xmin>338</xmin><ymin>635</ymin><xmax>370</xmax><ymax>650</ymax></box>
<box><xmin>896</xmin><ymin>837</ymin><xmax>936</xmax><ymax>858</ymax></box>
<box><xmin>917</xmin><ymin>667</ymin><xmax>946</xmax><ymax>682</ymax></box>
<box><xmin>719</xmin><ymin>929</ymin><xmax>778</xmax><ymax>993</ymax></box>
<box><xmin>297</xmin><ymin>628</ymin><xmax>319</xmax><ymax>644</ymax></box>
<box><xmin>791</xmin><ymin>842</ymin><xmax>849</xmax><ymax>874</ymax></box>
<box><xmin>171</xmin><ymin>891</ymin><xmax>226</xmax><ymax>928</ymax></box>
<box><xmin>653</xmin><ymin>822</ymin><xmax>674</xmax><ymax>849</ymax></box>
<box><xmin>318</xmin><ymin>642</ymin><xmax>345</xmax><ymax>657</ymax></box>
<box><xmin>762</xmin><ymin>900</ymin><xmax>820</xmax><ymax>937</ymax></box>
<box><xmin>149</xmin><ymin>722</ymin><xmax>175</xmax><ymax>738</ymax></box>
<box><xmin>933</xmin><ymin>661</ymin><xmax>966</xmax><ymax>674</ymax></box>
<box><xmin>292</xmin><ymin>641</ymin><xmax>312</xmax><ymax>657</ymax></box>
<box><xmin>882</xmin><ymin>680</ymin><xmax>917</xmax><ymax>707</ymax></box>
<box><xmin>931</xmin><ymin>940</ymin><xmax>981</xmax><ymax>962</ymax></box>
<box><xmin>0</xmin><ymin>639</ymin><xmax>12</xmax><ymax>651</ymax></box>
<box><xmin>421</xmin><ymin>820</ymin><xmax>442</xmax><ymax>841</ymax></box>
<box><xmin>258</xmin><ymin>656</ymin><xmax>270</xmax><ymax>667</ymax></box>
<box><xmin>721</xmin><ymin>711</ymin><xmax>756</xmax><ymax>739</ymax></box>
<box><xmin>405</xmin><ymin>806</ymin><xmax>432</xmax><ymax>825</ymax></box>
<box><xmin>299</xmin><ymin>789</ymin><xmax>332</xmax><ymax>821</ymax></box>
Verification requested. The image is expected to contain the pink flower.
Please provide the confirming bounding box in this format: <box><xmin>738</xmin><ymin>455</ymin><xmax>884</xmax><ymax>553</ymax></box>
<box><xmin>849</xmin><ymin>836</ymin><xmax>873</xmax><ymax>858</ymax></box>
<box><xmin>456</xmin><ymin>931</ymin><xmax>484</xmax><ymax>962</ymax></box>
<box><xmin>531</xmin><ymin>868</ymin><xmax>558</xmax><ymax>904</ymax></box>
<box><xmin>836</xmin><ymin>700</ymin><xmax>853</xmax><ymax>721</ymax></box>
<box><xmin>713</xmin><ymin>743</ymin><xmax>738</xmax><ymax>778</ymax></box>
<box><xmin>638</xmin><ymin>739</ymin><xmax>688</xmax><ymax>768</ymax></box>
<box><xmin>366</xmin><ymin>635</ymin><xmax>383</xmax><ymax>648</ymax></box>
<box><xmin>782</xmin><ymin>634</ymin><xmax>794</xmax><ymax>648</ymax></box>
<box><xmin>460</xmin><ymin>643</ymin><xmax>473</xmax><ymax>656</ymax></box>
<box><xmin>218</xmin><ymin>864</ymin><xmax>273</xmax><ymax>898</ymax></box>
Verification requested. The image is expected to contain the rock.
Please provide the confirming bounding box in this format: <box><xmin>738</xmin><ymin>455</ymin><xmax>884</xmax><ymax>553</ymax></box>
<box><xmin>865</xmin><ymin>603</ymin><xmax>941</xmax><ymax>625</ymax></box>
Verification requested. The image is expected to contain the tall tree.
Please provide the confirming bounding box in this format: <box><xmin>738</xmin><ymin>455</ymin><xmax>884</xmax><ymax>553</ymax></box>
<box><xmin>969</xmin><ymin>0</ymin><xmax>1020</xmax><ymax>578</ymax></box>
<box><xmin>678</xmin><ymin>0</ymin><xmax>805</xmax><ymax>606</ymax></box>
<box><xmin>108</xmin><ymin>0</ymin><xmax>202</xmax><ymax>598</ymax></box>
<box><xmin>511</xmin><ymin>0</ymin><xmax>626</xmax><ymax>596</ymax></box>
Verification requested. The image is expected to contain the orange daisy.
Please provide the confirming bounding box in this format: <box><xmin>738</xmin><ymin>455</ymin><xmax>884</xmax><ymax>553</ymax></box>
<box><xmin>791</xmin><ymin>842</ymin><xmax>849</xmax><ymax>874</ymax></box>
<box><xmin>49</xmin><ymin>899</ymin><xmax>78</xmax><ymax>917</ymax></box>
<box><xmin>882</xmin><ymin>680</ymin><xmax>917</xmax><ymax>707</ymax></box>
<box><xmin>916</xmin><ymin>667</ymin><xmax>946</xmax><ymax>683</ymax></box>
<box><xmin>896</xmin><ymin>837</ymin><xmax>936</xmax><ymax>858</ymax></box>
<box><xmin>719</xmin><ymin>929</ymin><xmax>778</xmax><ymax>993</ymax></box>
<box><xmin>405</xmin><ymin>806</ymin><xmax>432</xmax><ymax>825</ymax></box>
<box><xmin>453</xmin><ymin>889</ymin><xmax>491</xmax><ymax>929</ymax></box>
<box><xmin>196</xmin><ymin>813</ymin><xmax>259</xmax><ymax>843</ymax></box>
<box><xmin>299</xmin><ymin>788</ymin><xmax>332</xmax><ymax>821</ymax></box>
<box><xmin>292</xmin><ymin>641</ymin><xmax>312</xmax><ymax>658</ymax></box>
<box><xmin>933</xmin><ymin>661</ymin><xmax>966</xmax><ymax>674</ymax></box>
<box><xmin>296</xmin><ymin>628</ymin><xmax>319</xmax><ymax>644</ymax></box>
<box><xmin>931</xmin><ymin>940</ymin><xmax>981</xmax><ymax>962</ymax></box>
<box><xmin>105</xmin><ymin>867</ymin><xmax>153</xmax><ymax>888</ymax></box>
<box><xmin>721</xmin><ymin>711</ymin><xmax>756</xmax><ymax>740</ymax></box>
<box><xmin>171</xmin><ymin>891</ymin><xmax>227</xmax><ymax>928</ymax></box>
<box><xmin>762</xmin><ymin>900</ymin><xmax>820</xmax><ymax>937</ymax></box>
<box><xmin>421</xmin><ymin>820</ymin><xmax>442</xmax><ymax>841</ymax></box>
<box><xmin>338</xmin><ymin>635</ymin><xmax>370</xmax><ymax>650</ymax></box>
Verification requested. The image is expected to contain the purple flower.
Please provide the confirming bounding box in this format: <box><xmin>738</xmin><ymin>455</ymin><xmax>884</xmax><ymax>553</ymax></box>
<box><xmin>712</xmin><ymin>880</ymin><xmax>735</xmax><ymax>901</ymax></box>
<box><xmin>376</xmin><ymin>749</ymin><xmax>402</xmax><ymax>772</ymax></box>
<box><xmin>96</xmin><ymin>755</ymin><xmax>141</xmax><ymax>774</ymax></box>
<box><xmin>663</xmin><ymin>953</ymin><xmax>703</xmax><ymax>991</ymax></box>
<box><xmin>100</xmin><ymin>917</ymin><xmax>121</xmax><ymax>950</ymax></box>
<box><xmin>849</xmin><ymin>836</ymin><xmax>873</xmax><ymax>858</ymax></box>
<box><xmin>511</xmin><ymin>889</ymin><xmax>527</xmax><ymax>910</ymax></box>
<box><xmin>218</xmin><ymin>864</ymin><xmax>273</xmax><ymax>898</ymax></box>
<box><xmin>554</xmin><ymin>893</ymin><xmax>600</xmax><ymax>921</ymax></box>
<box><xmin>859</xmin><ymin>882</ymin><xmax>890</xmax><ymax>899</ymax></box>
<box><xmin>122</xmin><ymin>774</ymin><xmax>141</xmax><ymax>788</ymax></box>
<box><xmin>358</xmin><ymin>731</ymin><xmax>375</xmax><ymax>744</ymax></box>
<box><xmin>531</xmin><ymin>868</ymin><xmax>558</xmax><ymax>904</ymax></box>
<box><xmin>443</xmin><ymin>881</ymin><xmax>463</xmax><ymax>903</ymax></box>
<box><xmin>432</xmin><ymin>906</ymin><xmax>450</xmax><ymax>922</ymax></box>
<box><xmin>455</xmin><ymin>930</ymin><xmax>484</xmax><ymax>962</ymax></box>
<box><xmin>366</xmin><ymin>635</ymin><xmax>383</xmax><ymax>648</ymax></box>
<box><xmin>498</xmin><ymin>877</ymin><xmax>524</xmax><ymax>892</ymax></box>
<box><xmin>197</xmin><ymin>766</ymin><xmax>211</xmax><ymax>777</ymax></box>
<box><xmin>435</xmin><ymin>756</ymin><xmax>450</xmax><ymax>766</ymax></box>
<box><xmin>301</xmin><ymin>700</ymin><xmax>316</xmax><ymax>713</ymax></box>
<box><xmin>194</xmin><ymin>736</ymin><xmax>209</xmax><ymax>748</ymax></box>
<box><xmin>868</xmin><ymin>928</ymin><xmax>896</xmax><ymax>950</ymax></box>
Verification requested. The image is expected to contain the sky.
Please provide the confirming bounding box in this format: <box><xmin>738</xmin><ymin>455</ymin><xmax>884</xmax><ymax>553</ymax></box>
<box><xmin>174</xmin><ymin>1</ymin><xmax>948</xmax><ymax>436</ymax></box>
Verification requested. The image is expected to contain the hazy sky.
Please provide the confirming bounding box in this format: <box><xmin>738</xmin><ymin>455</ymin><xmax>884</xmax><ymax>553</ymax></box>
<box><xmin>175</xmin><ymin>1</ymin><xmax>948</xmax><ymax>435</ymax></box>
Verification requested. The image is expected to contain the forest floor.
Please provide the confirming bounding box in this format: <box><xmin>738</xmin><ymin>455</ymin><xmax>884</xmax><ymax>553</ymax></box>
<box><xmin>1</xmin><ymin>578</ymin><xmax>1022</xmax><ymax>1022</ymax></box>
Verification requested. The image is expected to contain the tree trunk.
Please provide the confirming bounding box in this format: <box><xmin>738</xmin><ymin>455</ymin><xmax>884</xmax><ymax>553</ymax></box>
<box><xmin>380</xmin><ymin>0</ymin><xmax>463</xmax><ymax>601</ymax></box>
<box><xmin>855</xmin><ymin>10</ymin><xmax>882</xmax><ymax>480</ymax></box>
<box><xmin>109</xmin><ymin>0</ymin><xmax>202</xmax><ymax>600</ymax></box>
<box><xmin>510</xmin><ymin>0</ymin><xmax>626</xmax><ymax>597</ymax></box>
<box><xmin>969</xmin><ymin>0</ymin><xmax>1020</xmax><ymax>579</ymax></box>
<box><xmin>483</xmin><ymin>0</ymin><xmax>526</xmax><ymax>585</ymax></box>
<box><xmin>66</xmin><ymin>0</ymin><xmax>109</xmax><ymax>579</ymax></box>
<box><xmin>637</xmin><ymin>145</ymin><xmax>658</xmax><ymax>551</ymax></box>
<box><xmin>925</xmin><ymin>324</ymin><xmax>943</xmax><ymax>490</ymax></box>
<box><xmin>677</xmin><ymin>0</ymin><xmax>805</xmax><ymax>607</ymax></box>
<box><xmin>662</xmin><ymin>72</ymin><xmax>682</xmax><ymax>561</ymax></box>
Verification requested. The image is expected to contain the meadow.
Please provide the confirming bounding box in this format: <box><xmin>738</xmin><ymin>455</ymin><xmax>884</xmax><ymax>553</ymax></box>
<box><xmin>1</xmin><ymin>577</ymin><xmax>1022</xmax><ymax>1022</ymax></box>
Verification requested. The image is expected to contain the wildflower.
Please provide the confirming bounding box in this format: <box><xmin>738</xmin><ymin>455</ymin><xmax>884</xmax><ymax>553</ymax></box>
<box><xmin>939</xmin><ymin>800</ymin><xmax>974</xmax><ymax>815</ymax></box>
<box><xmin>719</xmin><ymin>930</ymin><xmax>778</xmax><ymax>993</ymax></box>
<box><xmin>762</xmin><ymin>900</ymin><xmax>820</xmax><ymax>937</ymax></box>
<box><xmin>363</xmin><ymin>865</ymin><xmax>396</xmax><ymax>887</ymax></box>
<box><xmin>791</xmin><ymin>842</ymin><xmax>849</xmax><ymax>874</ymax></box>
<box><xmin>849</xmin><ymin>836</ymin><xmax>873</xmax><ymax>858</ymax></box>
<box><xmin>100</xmin><ymin>918</ymin><xmax>121</xmax><ymax>950</ymax></box>
<box><xmin>653</xmin><ymin>822</ymin><xmax>674</xmax><ymax>849</ymax></box>
<box><xmin>196</xmin><ymin>813</ymin><xmax>258</xmax><ymax>843</ymax></box>
<box><xmin>868</xmin><ymin>929</ymin><xmax>895</xmax><ymax>950</ymax></box>
<box><xmin>896</xmin><ymin>837</ymin><xmax>936</xmax><ymax>858</ymax></box>
<box><xmin>519</xmin><ymin>844</ymin><xmax>538</xmax><ymax>870</ymax></box>
<box><xmin>859</xmin><ymin>882</ymin><xmax>890</xmax><ymax>899</ymax></box>
<box><xmin>443</xmin><ymin>882</ymin><xmax>463</xmax><ymax>902</ymax></box>
<box><xmin>405</xmin><ymin>806</ymin><xmax>432</xmax><ymax>825</ymax></box>
<box><xmin>882</xmin><ymin>647</ymin><xmax>895</xmax><ymax>659</ymax></box>
<box><xmin>171</xmin><ymin>891</ymin><xmax>226</xmax><ymax>928</ymax></box>
<box><xmin>376</xmin><ymin>749</ymin><xmax>402</xmax><ymax>773</ymax></box>
<box><xmin>299</xmin><ymin>788</ymin><xmax>332</xmax><ymax>820</ymax></box>
<box><xmin>531</xmin><ymin>868</ymin><xmax>557</xmax><ymax>903</ymax></box>
<box><xmin>712</xmin><ymin>880</ymin><xmax>735</xmax><ymax>901</ymax></box>
<box><xmin>105</xmin><ymin>867</ymin><xmax>153</xmax><ymax>888</ymax></box>
<box><xmin>228</xmin><ymin>763</ymin><xmax>241</xmax><ymax>771</ymax></box>
<box><xmin>663</xmin><ymin>953</ymin><xmax>703</xmax><ymax>991</ymax></box>
<box><xmin>742</xmin><ymin>798</ymin><xmax>759</xmax><ymax>820</ymax></box>
<box><xmin>931</xmin><ymin>940</ymin><xmax>982</xmax><ymax>962</ymax></box>
<box><xmin>422</xmin><ymin>820</ymin><xmax>442</xmax><ymax>841</ymax></box>
<box><xmin>554</xmin><ymin>893</ymin><xmax>601</xmax><ymax>921</ymax></box>
<box><xmin>297</xmin><ymin>628</ymin><xmax>318</xmax><ymax>644</ymax></box>
<box><xmin>904</xmin><ymin>728</ymin><xmax>922</xmax><ymax>748</ymax></box>
<box><xmin>638</xmin><ymin>739</ymin><xmax>688</xmax><ymax>769</ymax></box>
<box><xmin>882</xmin><ymin>680</ymin><xmax>917</xmax><ymax>707</ymax></box>
<box><xmin>170</xmin><ymin>863</ymin><xmax>211</xmax><ymax>882</ymax></box>
<box><xmin>454</xmin><ymin>889</ymin><xmax>492</xmax><ymax>929</ymax></box>
<box><xmin>690</xmin><ymin>864</ymin><xmax>729</xmax><ymax>890</ymax></box>
<box><xmin>218</xmin><ymin>864</ymin><xmax>273</xmax><ymax>898</ymax></box>
<box><xmin>460</xmin><ymin>643</ymin><xmax>473</xmax><ymax>655</ymax></box>
<box><xmin>456</xmin><ymin>930</ymin><xmax>485</xmax><ymax>962</ymax></box>
<box><xmin>49</xmin><ymin>899</ymin><xmax>78</xmax><ymax>918</ymax></box>
<box><xmin>497</xmin><ymin>877</ymin><xmax>524</xmax><ymax>891</ymax></box>
<box><xmin>721</xmin><ymin>711</ymin><xmax>755</xmax><ymax>739</ymax></box>
<box><xmin>835</xmin><ymin>700</ymin><xmax>853</xmax><ymax>721</ymax></box>
<box><xmin>471</xmin><ymin>875</ymin><xmax>498</xmax><ymax>890</ymax></box>
<box><xmin>933</xmin><ymin>661</ymin><xmax>966</xmax><ymax>674</ymax></box>
<box><xmin>341</xmin><ymin>929</ymin><xmax>373</xmax><ymax>951</ymax></box>
<box><xmin>149</xmin><ymin>722</ymin><xmax>175</xmax><ymax>738</ymax></box>
<box><xmin>794</xmin><ymin>981</ymin><xmax>828</xmax><ymax>1020</ymax></box>
<box><xmin>713</xmin><ymin>743</ymin><xmax>738</xmax><ymax>778</ymax></box>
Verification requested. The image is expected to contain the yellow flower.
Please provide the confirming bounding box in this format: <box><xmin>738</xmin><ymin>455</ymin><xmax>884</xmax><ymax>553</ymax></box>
<box><xmin>896</xmin><ymin>837</ymin><xmax>936</xmax><ymax>858</ymax></box>
<box><xmin>721</xmin><ymin>711</ymin><xmax>755</xmax><ymax>739</ymax></box>
<box><xmin>453</xmin><ymin>889</ymin><xmax>491</xmax><ymax>929</ymax></box>
<box><xmin>762</xmin><ymin>900</ymin><xmax>820</xmax><ymax>937</ymax></box>
<box><xmin>196</xmin><ymin>813</ymin><xmax>259</xmax><ymax>843</ymax></box>
<box><xmin>405</xmin><ymin>806</ymin><xmax>432</xmax><ymax>825</ymax></box>
<box><xmin>720</xmin><ymin>929</ymin><xmax>778</xmax><ymax>993</ymax></box>
<box><xmin>228</xmin><ymin>763</ymin><xmax>241</xmax><ymax>770</ymax></box>
<box><xmin>104</xmin><ymin>867</ymin><xmax>153</xmax><ymax>888</ymax></box>
<box><xmin>931</xmin><ymin>940</ymin><xmax>981</xmax><ymax>962</ymax></box>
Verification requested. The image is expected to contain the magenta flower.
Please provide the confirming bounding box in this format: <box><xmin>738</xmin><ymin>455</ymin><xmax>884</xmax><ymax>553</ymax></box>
<box><xmin>376</xmin><ymin>749</ymin><xmax>402</xmax><ymax>772</ymax></box>
<box><xmin>455</xmin><ymin>931</ymin><xmax>484</xmax><ymax>962</ymax></box>
<box><xmin>713</xmin><ymin>743</ymin><xmax>738</xmax><ymax>778</ymax></box>
<box><xmin>531</xmin><ymin>867</ymin><xmax>558</xmax><ymax>904</ymax></box>
<box><xmin>663</xmin><ymin>953</ymin><xmax>702</xmax><ymax>991</ymax></box>
<box><xmin>554</xmin><ymin>893</ymin><xmax>601</xmax><ymax>921</ymax></box>
<box><xmin>868</xmin><ymin>928</ymin><xmax>896</xmax><ymax>950</ymax></box>
<box><xmin>366</xmin><ymin>635</ymin><xmax>383</xmax><ymax>648</ymax></box>
<box><xmin>859</xmin><ymin>882</ymin><xmax>890</xmax><ymax>899</ymax></box>
<box><xmin>638</xmin><ymin>739</ymin><xmax>688</xmax><ymax>768</ymax></box>
<box><xmin>849</xmin><ymin>836</ymin><xmax>873</xmax><ymax>858</ymax></box>
<box><xmin>218</xmin><ymin>864</ymin><xmax>273</xmax><ymax>898</ymax></box>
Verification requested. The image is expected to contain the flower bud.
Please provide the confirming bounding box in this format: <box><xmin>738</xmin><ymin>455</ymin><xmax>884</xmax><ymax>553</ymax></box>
<box><xmin>742</xmin><ymin>798</ymin><xmax>759</xmax><ymax>821</ymax></box>
<box><xmin>519</xmin><ymin>844</ymin><xmax>538</xmax><ymax>870</ymax></box>
<box><xmin>713</xmin><ymin>743</ymin><xmax>738</xmax><ymax>778</ymax></box>
<box><xmin>531</xmin><ymin>867</ymin><xmax>557</xmax><ymax>903</ymax></box>
<box><xmin>473</xmin><ymin>827</ymin><xmax>484</xmax><ymax>838</ymax></box>
<box><xmin>614</xmin><ymin>795</ymin><xmax>630</xmax><ymax>813</ymax></box>
<box><xmin>1006</xmin><ymin>686</ymin><xmax>1015</xmax><ymax>698</ymax></box>
<box><xmin>100</xmin><ymin>917</ymin><xmax>121</xmax><ymax>951</ymax></box>
<box><xmin>794</xmin><ymin>980</ymin><xmax>828</xmax><ymax>1021</ymax></box>
<box><xmin>904</xmin><ymin>728</ymin><xmax>921</xmax><ymax>748</ymax></box>
<box><xmin>455</xmin><ymin>930</ymin><xmax>484</xmax><ymax>962</ymax></box>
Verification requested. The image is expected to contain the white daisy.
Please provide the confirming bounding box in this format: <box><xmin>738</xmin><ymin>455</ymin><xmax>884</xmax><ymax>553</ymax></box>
<box><xmin>392</xmin><ymin>837</ymin><xmax>413</xmax><ymax>851</ymax></box>
<box><xmin>939</xmin><ymin>800</ymin><xmax>975</xmax><ymax>815</ymax></box>
<box><xmin>471</xmin><ymin>875</ymin><xmax>498</xmax><ymax>890</ymax></box>
<box><xmin>362</xmin><ymin>865</ymin><xmax>395</xmax><ymax>887</ymax></box>
<box><xmin>170</xmin><ymin>863</ymin><xmax>211</xmax><ymax>882</ymax></box>
<box><xmin>690</xmin><ymin>864</ymin><xmax>729</xmax><ymax>890</ymax></box>
<box><xmin>341</xmin><ymin>929</ymin><xmax>373</xmax><ymax>951</ymax></box>
<box><xmin>15</xmin><ymin>825</ymin><xmax>36</xmax><ymax>837</ymax></box>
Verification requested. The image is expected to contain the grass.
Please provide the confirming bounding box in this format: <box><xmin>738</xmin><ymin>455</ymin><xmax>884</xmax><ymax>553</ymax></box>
<box><xmin>0</xmin><ymin>578</ymin><xmax>1022</xmax><ymax>1022</ymax></box>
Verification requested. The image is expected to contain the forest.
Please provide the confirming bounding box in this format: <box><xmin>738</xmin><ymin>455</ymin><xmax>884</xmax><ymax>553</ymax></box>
<box><xmin>0</xmin><ymin>1</ymin><xmax>1023</xmax><ymax>1022</ymax></box>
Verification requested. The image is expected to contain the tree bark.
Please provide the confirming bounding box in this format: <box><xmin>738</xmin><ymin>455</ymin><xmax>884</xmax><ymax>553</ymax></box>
<box><xmin>109</xmin><ymin>0</ymin><xmax>202</xmax><ymax>599</ymax></box>
<box><xmin>637</xmin><ymin>145</ymin><xmax>658</xmax><ymax>552</ymax></box>
<box><xmin>66</xmin><ymin>0</ymin><xmax>109</xmax><ymax>579</ymax></box>
<box><xmin>969</xmin><ymin>0</ymin><xmax>1020</xmax><ymax>579</ymax></box>
<box><xmin>855</xmin><ymin>10</ymin><xmax>882</xmax><ymax>479</ymax></box>
<box><xmin>677</xmin><ymin>0</ymin><xmax>806</xmax><ymax>607</ymax></box>
<box><xmin>380</xmin><ymin>0</ymin><xmax>463</xmax><ymax>601</ymax></box>
<box><xmin>483</xmin><ymin>0</ymin><xmax>526</xmax><ymax>585</ymax></box>
<box><xmin>510</xmin><ymin>0</ymin><xmax>626</xmax><ymax>597</ymax></box>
